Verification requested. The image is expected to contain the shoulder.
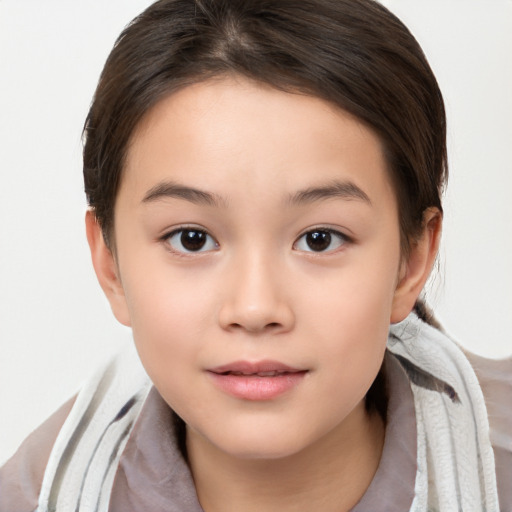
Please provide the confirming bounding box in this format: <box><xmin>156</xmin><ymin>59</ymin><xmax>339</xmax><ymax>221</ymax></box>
<box><xmin>0</xmin><ymin>397</ymin><xmax>75</xmax><ymax>512</ymax></box>
<box><xmin>465</xmin><ymin>351</ymin><xmax>512</xmax><ymax>510</ymax></box>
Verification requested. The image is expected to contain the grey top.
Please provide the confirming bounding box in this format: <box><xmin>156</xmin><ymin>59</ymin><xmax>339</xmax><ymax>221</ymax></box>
<box><xmin>1</xmin><ymin>351</ymin><xmax>510</xmax><ymax>511</ymax></box>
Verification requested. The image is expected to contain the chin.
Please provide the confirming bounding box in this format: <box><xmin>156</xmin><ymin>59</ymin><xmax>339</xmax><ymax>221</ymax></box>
<box><xmin>201</xmin><ymin>421</ymin><xmax>319</xmax><ymax>461</ymax></box>
<box><xmin>221</xmin><ymin>439</ymin><xmax>306</xmax><ymax>461</ymax></box>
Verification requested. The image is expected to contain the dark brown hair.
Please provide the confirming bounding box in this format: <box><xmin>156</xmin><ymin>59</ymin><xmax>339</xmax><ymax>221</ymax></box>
<box><xmin>83</xmin><ymin>0</ymin><xmax>448</xmax><ymax>419</ymax></box>
<box><xmin>84</xmin><ymin>0</ymin><xmax>447</xmax><ymax>253</ymax></box>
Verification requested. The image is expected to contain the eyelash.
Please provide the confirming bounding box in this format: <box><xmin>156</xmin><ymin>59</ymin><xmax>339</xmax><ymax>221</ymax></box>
<box><xmin>160</xmin><ymin>226</ymin><xmax>351</xmax><ymax>256</ymax></box>
<box><xmin>162</xmin><ymin>226</ymin><xmax>218</xmax><ymax>255</ymax></box>
<box><xmin>293</xmin><ymin>227</ymin><xmax>351</xmax><ymax>254</ymax></box>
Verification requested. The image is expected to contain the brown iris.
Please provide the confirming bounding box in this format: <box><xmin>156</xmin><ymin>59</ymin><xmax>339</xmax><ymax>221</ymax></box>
<box><xmin>180</xmin><ymin>230</ymin><xmax>208</xmax><ymax>251</ymax></box>
<box><xmin>305</xmin><ymin>231</ymin><xmax>332</xmax><ymax>251</ymax></box>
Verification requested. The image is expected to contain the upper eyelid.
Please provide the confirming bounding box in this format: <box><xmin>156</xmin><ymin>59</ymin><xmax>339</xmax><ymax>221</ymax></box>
<box><xmin>161</xmin><ymin>224</ymin><xmax>212</xmax><ymax>239</ymax></box>
<box><xmin>295</xmin><ymin>226</ymin><xmax>350</xmax><ymax>240</ymax></box>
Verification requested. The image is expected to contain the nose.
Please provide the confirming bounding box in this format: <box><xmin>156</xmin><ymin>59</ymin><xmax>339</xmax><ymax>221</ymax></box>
<box><xmin>218</xmin><ymin>253</ymin><xmax>295</xmax><ymax>334</ymax></box>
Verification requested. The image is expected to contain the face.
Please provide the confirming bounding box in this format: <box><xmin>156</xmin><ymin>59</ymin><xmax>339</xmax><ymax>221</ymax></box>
<box><xmin>110</xmin><ymin>76</ymin><xmax>405</xmax><ymax>459</ymax></box>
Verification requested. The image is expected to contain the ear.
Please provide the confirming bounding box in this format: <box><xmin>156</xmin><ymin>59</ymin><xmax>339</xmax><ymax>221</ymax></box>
<box><xmin>85</xmin><ymin>210</ymin><xmax>131</xmax><ymax>326</ymax></box>
<box><xmin>390</xmin><ymin>208</ymin><xmax>442</xmax><ymax>323</ymax></box>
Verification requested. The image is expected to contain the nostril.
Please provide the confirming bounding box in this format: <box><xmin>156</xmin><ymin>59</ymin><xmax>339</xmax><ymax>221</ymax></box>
<box><xmin>227</xmin><ymin>321</ymin><xmax>282</xmax><ymax>333</ymax></box>
<box><xmin>218</xmin><ymin>301</ymin><xmax>295</xmax><ymax>333</ymax></box>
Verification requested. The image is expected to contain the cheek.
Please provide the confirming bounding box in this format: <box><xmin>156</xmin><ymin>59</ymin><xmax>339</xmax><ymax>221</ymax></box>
<box><xmin>309</xmin><ymin>300</ymin><xmax>389</xmax><ymax>415</ymax></box>
<box><xmin>119</xmin><ymin>258</ymin><xmax>217</xmax><ymax>389</ymax></box>
<box><xmin>299</xmin><ymin>250</ymin><xmax>399</xmax><ymax>390</ymax></box>
<box><xmin>301</xmin><ymin>245</ymin><xmax>399</xmax><ymax>330</ymax></box>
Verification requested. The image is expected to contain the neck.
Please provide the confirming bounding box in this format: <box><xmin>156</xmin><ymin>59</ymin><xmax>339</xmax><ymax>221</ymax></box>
<box><xmin>186</xmin><ymin>402</ymin><xmax>385</xmax><ymax>512</ymax></box>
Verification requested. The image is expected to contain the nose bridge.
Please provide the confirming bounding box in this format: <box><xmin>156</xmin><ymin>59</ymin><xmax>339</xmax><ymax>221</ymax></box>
<box><xmin>218</xmin><ymin>245</ymin><xmax>294</xmax><ymax>333</ymax></box>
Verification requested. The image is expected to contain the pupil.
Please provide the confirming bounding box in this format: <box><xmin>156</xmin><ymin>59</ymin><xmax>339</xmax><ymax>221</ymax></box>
<box><xmin>181</xmin><ymin>230</ymin><xmax>206</xmax><ymax>251</ymax></box>
<box><xmin>306</xmin><ymin>231</ymin><xmax>331</xmax><ymax>251</ymax></box>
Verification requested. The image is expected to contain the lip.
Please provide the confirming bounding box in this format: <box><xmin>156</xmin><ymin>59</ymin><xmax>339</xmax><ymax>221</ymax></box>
<box><xmin>207</xmin><ymin>360</ymin><xmax>308</xmax><ymax>401</ymax></box>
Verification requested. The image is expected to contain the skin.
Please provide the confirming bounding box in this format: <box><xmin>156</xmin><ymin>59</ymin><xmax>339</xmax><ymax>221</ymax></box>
<box><xmin>86</xmin><ymin>76</ymin><xmax>441</xmax><ymax>511</ymax></box>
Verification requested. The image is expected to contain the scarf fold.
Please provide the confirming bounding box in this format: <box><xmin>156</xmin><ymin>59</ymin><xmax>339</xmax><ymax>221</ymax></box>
<box><xmin>37</xmin><ymin>314</ymin><xmax>499</xmax><ymax>511</ymax></box>
<box><xmin>388</xmin><ymin>314</ymin><xmax>498</xmax><ymax>511</ymax></box>
<box><xmin>37</xmin><ymin>344</ymin><xmax>151</xmax><ymax>512</ymax></box>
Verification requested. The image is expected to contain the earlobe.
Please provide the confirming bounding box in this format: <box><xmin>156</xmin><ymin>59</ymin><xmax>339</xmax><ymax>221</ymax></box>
<box><xmin>390</xmin><ymin>208</ymin><xmax>442</xmax><ymax>324</ymax></box>
<box><xmin>85</xmin><ymin>210</ymin><xmax>132</xmax><ymax>326</ymax></box>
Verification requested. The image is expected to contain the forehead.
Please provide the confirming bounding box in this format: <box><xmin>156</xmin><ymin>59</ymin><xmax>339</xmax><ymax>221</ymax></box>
<box><xmin>121</xmin><ymin>76</ymin><xmax>394</xmax><ymax>210</ymax></box>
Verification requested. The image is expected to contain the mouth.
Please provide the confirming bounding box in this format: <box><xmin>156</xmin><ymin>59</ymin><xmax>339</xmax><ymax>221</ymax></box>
<box><xmin>209</xmin><ymin>360</ymin><xmax>305</xmax><ymax>375</ymax></box>
<box><xmin>207</xmin><ymin>361</ymin><xmax>308</xmax><ymax>400</ymax></box>
<box><xmin>219</xmin><ymin>370</ymin><xmax>298</xmax><ymax>377</ymax></box>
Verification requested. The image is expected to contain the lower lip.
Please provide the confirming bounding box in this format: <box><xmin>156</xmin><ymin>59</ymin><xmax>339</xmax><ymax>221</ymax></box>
<box><xmin>208</xmin><ymin>371</ymin><xmax>307</xmax><ymax>400</ymax></box>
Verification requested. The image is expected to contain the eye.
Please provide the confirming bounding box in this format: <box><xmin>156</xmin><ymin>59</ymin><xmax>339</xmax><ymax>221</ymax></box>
<box><xmin>165</xmin><ymin>228</ymin><xmax>218</xmax><ymax>253</ymax></box>
<box><xmin>294</xmin><ymin>228</ymin><xmax>348</xmax><ymax>253</ymax></box>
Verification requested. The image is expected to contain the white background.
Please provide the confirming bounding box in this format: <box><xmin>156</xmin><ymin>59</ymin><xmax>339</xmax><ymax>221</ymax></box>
<box><xmin>1</xmin><ymin>0</ymin><xmax>511</xmax><ymax>464</ymax></box>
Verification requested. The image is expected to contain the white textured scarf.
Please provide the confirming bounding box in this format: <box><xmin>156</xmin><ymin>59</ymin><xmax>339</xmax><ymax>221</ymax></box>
<box><xmin>388</xmin><ymin>315</ymin><xmax>498</xmax><ymax>511</ymax></box>
<box><xmin>37</xmin><ymin>314</ymin><xmax>499</xmax><ymax>511</ymax></box>
<box><xmin>37</xmin><ymin>344</ymin><xmax>152</xmax><ymax>512</ymax></box>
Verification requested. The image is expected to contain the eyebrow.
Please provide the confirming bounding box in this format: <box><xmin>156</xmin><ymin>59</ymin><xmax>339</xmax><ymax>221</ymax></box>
<box><xmin>142</xmin><ymin>179</ymin><xmax>371</xmax><ymax>208</ymax></box>
<box><xmin>288</xmin><ymin>180</ymin><xmax>372</xmax><ymax>206</ymax></box>
<box><xmin>142</xmin><ymin>181</ymin><xmax>225</xmax><ymax>207</ymax></box>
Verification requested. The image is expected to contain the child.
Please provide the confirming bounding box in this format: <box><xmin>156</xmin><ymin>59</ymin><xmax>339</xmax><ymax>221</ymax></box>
<box><xmin>1</xmin><ymin>0</ymin><xmax>510</xmax><ymax>510</ymax></box>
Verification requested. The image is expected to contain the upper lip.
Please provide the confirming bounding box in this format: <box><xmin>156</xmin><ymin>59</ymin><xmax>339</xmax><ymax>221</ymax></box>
<box><xmin>208</xmin><ymin>360</ymin><xmax>305</xmax><ymax>376</ymax></box>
